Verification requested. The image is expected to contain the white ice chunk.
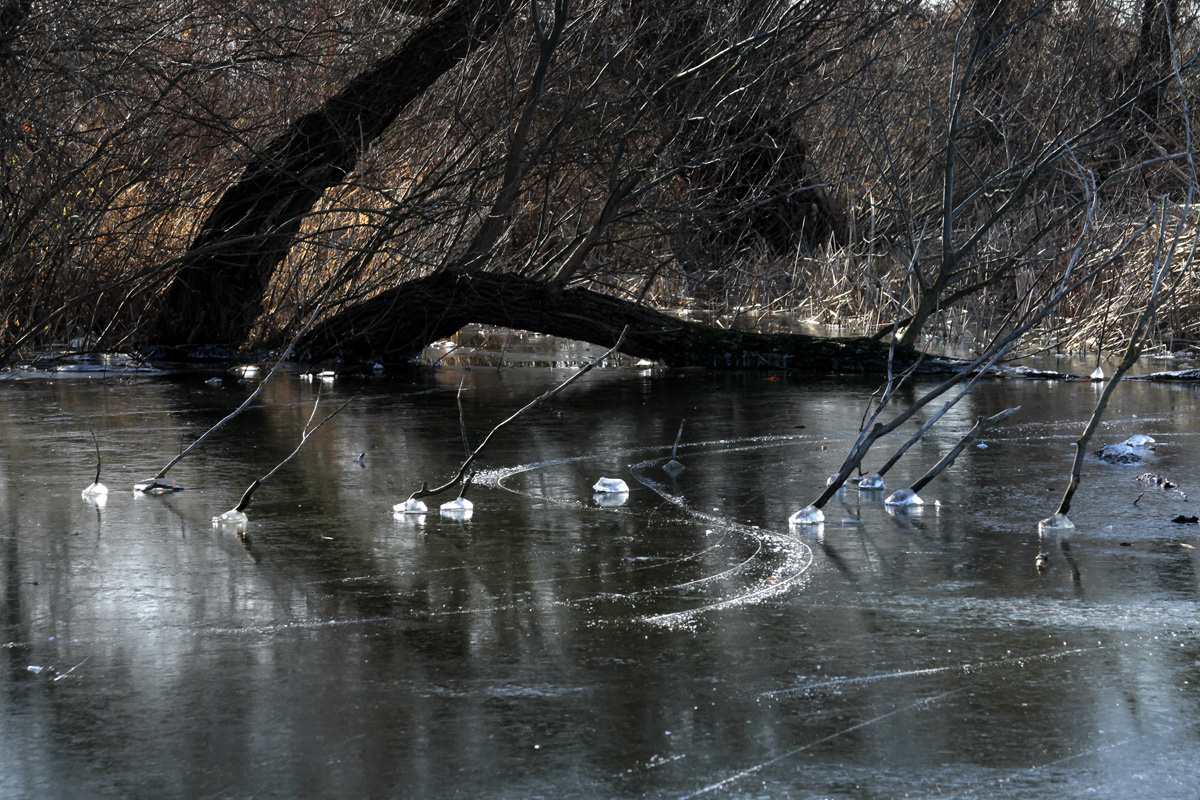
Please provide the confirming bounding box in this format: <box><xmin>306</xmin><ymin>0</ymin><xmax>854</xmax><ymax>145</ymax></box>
<box><xmin>788</xmin><ymin>505</ymin><xmax>825</xmax><ymax>525</ymax></box>
<box><xmin>1122</xmin><ymin>434</ymin><xmax>1156</xmax><ymax>447</ymax></box>
<box><xmin>212</xmin><ymin>509</ymin><xmax>248</xmax><ymax>530</ymax></box>
<box><xmin>593</xmin><ymin>477</ymin><xmax>629</xmax><ymax>494</ymax></box>
<box><xmin>393</xmin><ymin>498</ymin><xmax>428</xmax><ymax>514</ymax></box>
<box><xmin>81</xmin><ymin>482</ymin><xmax>108</xmax><ymax>497</ymax></box>
<box><xmin>884</xmin><ymin>488</ymin><xmax>925</xmax><ymax>506</ymax></box>
<box><xmin>857</xmin><ymin>473</ymin><xmax>886</xmax><ymax>491</ymax></box>
<box><xmin>593</xmin><ymin>492</ymin><xmax>628</xmax><ymax>508</ymax></box>
<box><xmin>82</xmin><ymin>492</ymin><xmax>107</xmax><ymax>509</ymax></box>
<box><xmin>440</xmin><ymin>497</ymin><xmax>474</xmax><ymax>521</ymax></box>
<box><xmin>1038</xmin><ymin>513</ymin><xmax>1075</xmax><ymax>535</ymax></box>
<box><xmin>1089</xmin><ymin>365</ymin><xmax>1105</xmax><ymax>381</ymax></box>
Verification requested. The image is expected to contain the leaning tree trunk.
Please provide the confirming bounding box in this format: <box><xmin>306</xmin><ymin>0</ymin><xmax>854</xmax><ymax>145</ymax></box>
<box><xmin>149</xmin><ymin>0</ymin><xmax>513</xmax><ymax>348</ymax></box>
<box><xmin>1130</xmin><ymin>0</ymin><xmax>1178</xmax><ymax>123</ymax></box>
<box><xmin>300</xmin><ymin>269</ymin><xmax>915</xmax><ymax>370</ymax></box>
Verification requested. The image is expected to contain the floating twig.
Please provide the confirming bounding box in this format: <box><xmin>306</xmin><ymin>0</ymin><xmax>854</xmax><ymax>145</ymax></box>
<box><xmin>53</xmin><ymin>655</ymin><xmax>91</xmax><ymax>682</ymax></box>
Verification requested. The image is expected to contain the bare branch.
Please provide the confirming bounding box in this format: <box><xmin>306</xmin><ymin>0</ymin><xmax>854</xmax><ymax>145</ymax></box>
<box><xmin>908</xmin><ymin>406</ymin><xmax>1020</xmax><ymax>496</ymax></box>
<box><xmin>408</xmin><ymin>325</ymin><xmax>629</xmax><ymax>502</ymax></box>
<box><xmin>232</xmin><ymin>389</ymin><xmax>354</xmax><ymax>514</ymax></box>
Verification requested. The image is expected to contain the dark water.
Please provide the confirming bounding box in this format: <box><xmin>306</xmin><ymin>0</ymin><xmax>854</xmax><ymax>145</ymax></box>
<box><xmin>4</xmin><ymin>354</ymin><xmax>1200</xmax><ymax>799</ymax></box>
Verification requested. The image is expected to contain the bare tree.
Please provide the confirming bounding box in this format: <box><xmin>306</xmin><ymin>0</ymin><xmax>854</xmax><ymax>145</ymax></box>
<box><xmin>148</xmin><ymin>0</ymin><xmax>517</xmax><ymax>348</ymax></box>
<box><xmin>2</xmin><ymin>0</ymin><xmax>1197</xmax><ymax>373</ymax></box>
<box><xmin>1</xmin><ymin>0</ymin><xmax>415</xmax><ymax>356</ymax></box>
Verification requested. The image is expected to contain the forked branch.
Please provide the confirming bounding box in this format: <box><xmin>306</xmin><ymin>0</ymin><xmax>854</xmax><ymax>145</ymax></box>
<box><xmin>800</xmin><ymin>169</ymin><xmax>1147</xmax><ymax>515</ymax></box>
<box><xmin>144</xmin><ymin>295</ymin><xmax>330</xmax><ymax>487</ymax></box>
<box><xmin>233</xmin><ymin>389</ymin><xmax>354</xmax><ymax>513</ymax></box>
<box><xmin>1054</xmin><ymin>205</ymin><xmax>1192</xmax><ymax>518</ymax></box>
<box><xmin>408</xmin><ymin>326</ymin><xmax>629</xmax><ymax>502</ymax></box>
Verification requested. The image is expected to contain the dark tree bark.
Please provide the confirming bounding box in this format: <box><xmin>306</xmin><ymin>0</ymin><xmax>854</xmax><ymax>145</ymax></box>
<box><xmin>0</xmin><ymin>0</ymin><xmax>30</xmax><ymax>61</ymax></box>
<box><xmin>1131</xmin><ymin>0</ymin><xmax>1178</xmax><ymax>122</ymax></box>
<box><xmin>301</xmin><ymin>269</ymin><xmax>912</xmax><ymax>370</ymax></box>
<box><xmin>150</xmin><ymin>0</ymin><xmax>513</xmax><ymax>348</ymax></box>
<box><xmin>677</xmin><ymin>114</ymin><xmax>845</xmax><ymax>297</ymax></box>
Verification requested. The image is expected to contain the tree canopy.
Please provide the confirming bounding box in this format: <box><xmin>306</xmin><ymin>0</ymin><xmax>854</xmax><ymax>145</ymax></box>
<box><xmin>1</xmin><ymin>0</ymin><xmax>1195</xmax><ymax>367</ymax></box>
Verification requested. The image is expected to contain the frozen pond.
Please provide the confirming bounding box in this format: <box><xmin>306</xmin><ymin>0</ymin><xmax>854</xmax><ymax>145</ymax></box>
<box><xmin>4</xmin><ymin>350</ymin><xmax>1200</xmax><ymax>798</ymax></box>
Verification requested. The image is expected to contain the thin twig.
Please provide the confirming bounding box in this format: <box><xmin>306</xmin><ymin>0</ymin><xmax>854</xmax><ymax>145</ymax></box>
<box><xmin>457</xmin><ymin>375</ymin><xmax>471</xmax><ymax>458</ymax></box>
<box><xmin>52</xmin><ymin>655</ymin><xmax>91</xmax><ymax>682</ymax></box>
<box><xmin>804</xmin><ymin>165</ymin><xmax>1127</xmax><ymax>512</ymax></box>
<box><xmin>146</xmin><ymin>291</ymin><xmax>331</xmax><ymax>484</ymax></box>
<box><xmin>89</xmin><ymin>428</ymin><xmax>102</xmax><ymax>485</ymax></box>
<box><xmin>873</xmin><ymin>342</ymin><xmax>1015</xmax><ymax>480</ymax></box>
<box><xmin>1055</xmin><ymin>200</ymin><xmax>1191</xmax><ymax>517</ymax></box>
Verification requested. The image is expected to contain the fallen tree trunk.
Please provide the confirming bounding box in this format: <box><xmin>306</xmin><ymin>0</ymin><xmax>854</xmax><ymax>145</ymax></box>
<box><xmin>300</xmin><ymin>269</ymin><xmax>914</xmax><ymax>370</ymax></box>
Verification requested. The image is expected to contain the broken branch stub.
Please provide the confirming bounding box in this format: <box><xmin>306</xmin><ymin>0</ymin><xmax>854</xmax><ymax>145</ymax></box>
<box><xmin>90</xmin><ymin>429</ymin><xmax>102</xmax><ymax>485</ymax></box>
